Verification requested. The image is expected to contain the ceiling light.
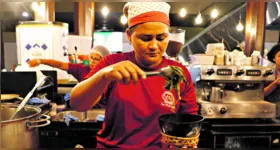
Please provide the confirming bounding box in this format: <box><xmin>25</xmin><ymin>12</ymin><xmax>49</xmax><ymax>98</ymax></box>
<box><xmin>22</xmin><ymin>12</ymin><xmax>29</xmax><ymax>17</ymax></box>
<box><xmin>120</xmin><ymin>15</ymin><xmax>127</xmax><ymax>25</ymax></box>
<box><xmin>31</xmin><ymin>2</ymin><xmax>40</xmax><ymax>12</ymax></box>
<box><xmin>195</xmin><ymin>13</ymin><xmax>203</xmax><ymax>24</ymax></box>
<box><xmin>236</xmin><ymin>21</ymin><xmax>244</xmax><ymax>31</ymax></box>
<box><xmin>179</xmin><ymin>8</ymin><xmax>187</xmax><ymax>18</ymax></box>
<box><xmin>236</xmin><ymin>14</ymin><xmax>244</xmax><ymax>31</ymax></box>
<box><xmin>211</xmin><ymin>9</ymin><xmax>218</xmax><ymax>19</ymax></box>
<box><xmin>102</xmin><ymin>6</ymin><xmax>109</xmax><ymax>18</ymax></box>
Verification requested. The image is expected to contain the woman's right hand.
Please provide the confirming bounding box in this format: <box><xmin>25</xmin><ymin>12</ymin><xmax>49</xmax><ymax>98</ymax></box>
<box><xmin>274</xmin><ymin>78</ymin><xmax>280</xmax><ymax>86</ymax></box>
<box><xmin>100</xmin><ymin>60</ymin><xmax>146</xmax><ymax>84</ymax></box>
<box><xmin>27</xmin><ymin>59</ymin><xmax>41</xmax><ymax>67</ymax></box>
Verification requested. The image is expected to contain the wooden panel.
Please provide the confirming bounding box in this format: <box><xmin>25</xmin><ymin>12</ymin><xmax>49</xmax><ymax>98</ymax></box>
<box><xmin>244</xmin><ymin>2</ymin><xmax>266</xmax><ymax>57</ymax></box>
<box><xmin>46</xmin><ymin>2</ymin><xmax>55</xmax><ymax>21</ymax></box>
<box><xmin>255</xmin><ymin>2</ymin><xmax>266</xmax><ymax>56</ymax></box>
<box><xmin>74</xmin><ymin>2</ymin><xmax>95</xmax><ymax>37</ymax></box>
<box><xmin>34</xmin><ymin>2</ymin><xmax>55</xmax><ymax>21</ymax></box>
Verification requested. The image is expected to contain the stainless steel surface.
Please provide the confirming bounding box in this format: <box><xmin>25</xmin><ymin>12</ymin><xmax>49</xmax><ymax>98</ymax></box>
<box><xmin>196</xmin><ymin>65</ymin><xmax>276</xmax><ymax>118</ymax></box>
<box><xmin>53</xmin><ymin>109</ymin><xmax>105</xmax><ymax>122</ymax></box>
<box><xmin>1</xmin><ymin>104</ymin><xmax>50</xmax><ymax>148</ymax></box>
<box><xmin>26</xmin><ymin>114</ymin><xmax>51</xmax><ymax>128</ymax></box>
<box><xmin>266</xmin><ymin>2</ymin><xmax>280</xmax><ymax>26</ymax></box>
<box><xmin>58</xmin><ymin>87</ymin><xmax>73</xmax><ymax>94</ymax></box>
<box><xmin>199</xmin><ymin>65</ymin><xmax>275</xmax><ymax>82</ymax></box>
<box><xmin>198</xmin><ymin>100</ymin><xmax>276</xmax><ymax>118</ymax></box>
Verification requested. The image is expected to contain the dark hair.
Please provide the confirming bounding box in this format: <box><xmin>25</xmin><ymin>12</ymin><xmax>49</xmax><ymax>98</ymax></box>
<box><xmin>267</xmin><ymin>44</ymin><xmax>280</xmax><ymax>63</ymax></box>
<box><xmin>127</xmin><ymin>26</ymin><xmax>137</xmax><ymax>35</ymax></box>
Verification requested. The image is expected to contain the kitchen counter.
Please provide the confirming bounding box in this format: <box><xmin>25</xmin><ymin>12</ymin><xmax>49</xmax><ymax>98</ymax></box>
<box><xmin>39</xmin><ymin>120</ymin><xmax>102</xmax><ymax>148</ymax></box>
<box><xmin>57</xmin><ymin>80</ymin><xmax>77</xmax><ymax>94</ymax></box>
<box><xmin>58</xmin><ymin>81</ymin><xmax>78</xmax><ymax>87</ymax></box>
<box><xmin>38</xmin><ymin>117</ymin><xmax>280</xmax><ymax>148</ymax></box>
<box><xmin>39</xmin><ymin>108</ymin><xmax>104</xmax><ymax>148</ymax></box>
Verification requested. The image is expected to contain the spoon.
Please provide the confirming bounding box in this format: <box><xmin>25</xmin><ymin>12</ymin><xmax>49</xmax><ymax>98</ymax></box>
<box><xmin>9</xmin><ymin>76</ymin><xmax>48</xmax><ymax>120</ymax></box>
<box><xmin>145</xmin><ymin>66</ymin><xmax>173</xmax><ymax>78</ymax></box>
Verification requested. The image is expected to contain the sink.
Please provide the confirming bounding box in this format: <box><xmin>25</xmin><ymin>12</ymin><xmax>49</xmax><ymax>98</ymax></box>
<box><xmin>53</xmin><ymin>109</ymin><xmax>105</xmax><ymax>123</ymax></box>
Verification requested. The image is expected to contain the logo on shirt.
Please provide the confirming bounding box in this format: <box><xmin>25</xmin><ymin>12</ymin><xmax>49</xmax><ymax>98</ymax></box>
<box><xmin>161</xmin><ymin>91</ymin><xmax>176</xmax><ymax>110</ymax></box>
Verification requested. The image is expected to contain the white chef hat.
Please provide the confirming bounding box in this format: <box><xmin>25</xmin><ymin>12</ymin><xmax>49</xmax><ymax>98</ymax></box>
<box><xmin>90</xmin><ymin>45</ymin><xmax>110</xmax><ymax>58</ymax></box>
<box><xmin>123</xmin><ymin>2</ymin><xmax>171</xmax><ymax>28</ymax></box>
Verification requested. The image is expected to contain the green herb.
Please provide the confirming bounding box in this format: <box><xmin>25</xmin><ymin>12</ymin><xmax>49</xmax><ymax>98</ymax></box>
<box><xmin>162</xmin><ymin>66</ymin><xmax>188</xmax><ymax>100</ymax></box>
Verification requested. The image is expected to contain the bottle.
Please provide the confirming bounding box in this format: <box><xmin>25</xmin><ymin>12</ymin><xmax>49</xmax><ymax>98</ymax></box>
<box><xmin>224</xmin><ymin>50</ymin><xmax>230</xmax><ymax>65</ymax></box>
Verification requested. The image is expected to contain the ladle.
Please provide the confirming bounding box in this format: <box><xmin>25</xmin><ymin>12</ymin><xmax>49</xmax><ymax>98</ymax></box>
<box><xmin>145</xmin><ymin>66</ymin><xmax>182</xmax><ymax>121</ymax></box>
<box><xmin>145</xmin><ymin>66</ymin><xmax>173</xmax><ymax>78</ymax></box>
<box><xmin>9</xmin><ymin>74</ymin><xmax>48</xmax><ymax>120</ymax></box>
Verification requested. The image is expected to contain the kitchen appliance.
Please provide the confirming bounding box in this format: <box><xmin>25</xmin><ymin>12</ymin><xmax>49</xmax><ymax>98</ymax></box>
<box><xmin>195</xmin><ymin>65</ymin><xmax>276</xmax><ymax>118</ymax></box>
<box><xmin>1</xmin><ymin>104</ymin><xmax>50</xmax><ymax>148</ymax></box>
<box><xmin>191</xmin><ymin>65</ymin><xmax>280</xmax><ymax>148</ymax></box>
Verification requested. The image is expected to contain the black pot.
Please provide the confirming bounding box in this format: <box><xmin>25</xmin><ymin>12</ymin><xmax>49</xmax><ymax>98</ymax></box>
<box><xmin>158</xmin><ymin>113</ymin><xmax>204</xmax><ymax>137</ymax></box>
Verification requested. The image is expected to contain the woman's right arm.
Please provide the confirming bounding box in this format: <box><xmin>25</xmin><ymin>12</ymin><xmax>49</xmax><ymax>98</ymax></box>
<box><xmin>70</xmin><ymin>60</ymin><xmax>146</xmax><ymax>112</ymax></box>
<box><xmin>28</xmin><ymin>59</ymin><xmax>69</xmax><ymax>71</ymax></box>
<box><xmin>264</xmin><ymin>78</ymin><xmax>280</xmax><ymax>97</ymax></box>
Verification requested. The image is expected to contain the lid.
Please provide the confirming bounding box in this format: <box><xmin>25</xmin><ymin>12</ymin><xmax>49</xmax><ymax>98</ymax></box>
<box><xmin>1</xmin><ymin>104</ymin><xmax>41</xmax><ymax>123</ymax></box>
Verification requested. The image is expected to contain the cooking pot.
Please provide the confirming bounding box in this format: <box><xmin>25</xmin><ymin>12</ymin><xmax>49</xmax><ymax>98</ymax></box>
<box><xmin>1</xmin><ymin>104</ymin><xmax>50</xmax><ymax>148</ymax></box>
<box><xmin>158</xmin><ymin>113</ymin><xmax>204</xmax><ymax>137</ymax></box>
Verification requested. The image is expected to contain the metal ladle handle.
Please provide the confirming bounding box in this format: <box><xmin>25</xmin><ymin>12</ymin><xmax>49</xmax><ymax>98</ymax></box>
<box><xmin>9</xmin><ymin>76</ymin><xmax>48</xmax><ymax>120</ymax></box>
<box><xmin>145</xmin><ymin>71</ymin><xmax>160</xmax><ymax>76</ymax></box>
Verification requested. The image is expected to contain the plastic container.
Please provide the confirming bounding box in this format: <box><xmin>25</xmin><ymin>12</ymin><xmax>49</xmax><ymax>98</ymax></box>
<box><xmin>190</xmin><ymin>54</ymin><xmax>215</xmax><ymax>65</ymax></box>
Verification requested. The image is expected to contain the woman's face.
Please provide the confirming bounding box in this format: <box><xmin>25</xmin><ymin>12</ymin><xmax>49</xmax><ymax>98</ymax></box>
<box><xmin>127</xmin><ymin>22</ymin><xmax>169</xmax><ymax>69</ymax></box>
<box><xmin>274</xmin><ymin>51</ymin><xmax>280</xmax><ymax>68</ymax></box>
<box><xmin>89</xmin><ymin>52</ymin><xmax>102</xmax><ymax>69</ymax></box>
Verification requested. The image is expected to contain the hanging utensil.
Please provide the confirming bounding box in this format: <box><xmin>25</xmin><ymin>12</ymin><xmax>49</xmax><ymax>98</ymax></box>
<box><xmin>9</xmin><ymin>76</ymin><xmax>48</xmax><ymax>120</ymax></box>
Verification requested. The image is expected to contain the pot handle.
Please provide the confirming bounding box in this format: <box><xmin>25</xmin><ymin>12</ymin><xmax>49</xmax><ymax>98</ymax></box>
<box><xmin>26</xmin><ymin>114</ymin><xmax>51</xmax><ymax>128</ymax></box>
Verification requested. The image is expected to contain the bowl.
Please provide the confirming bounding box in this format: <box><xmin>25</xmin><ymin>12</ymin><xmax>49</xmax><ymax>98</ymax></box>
<box><xmin>158</xmin><ymin>113</ymin><xmax>204</xmax><ymax>138</ymax></box>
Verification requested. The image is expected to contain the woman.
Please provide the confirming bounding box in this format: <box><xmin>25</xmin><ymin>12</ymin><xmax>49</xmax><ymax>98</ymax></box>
<box><xmin>28</xmin><ymin>45</ymin><xmax>110</xmax><ymax>81</ymax></box>
<box><xmin>70</xmin><ymin>2</ymin><xmax>198</xmax><ymax>148</ymax></box>
<box><xmin>264</xmin><ymin>43</ymin><xmax>280</xmax><ymax>118</ymax></box>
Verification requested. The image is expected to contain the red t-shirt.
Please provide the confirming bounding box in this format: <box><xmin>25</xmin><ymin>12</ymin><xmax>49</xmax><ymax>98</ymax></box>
<box><xmin>67</xmin><ymin>63</ymin><xmax>90</xmax><ymax>82</ymax></box>
<box><xmin>85</xmin><ymin>51</ymin><xmax>198</xmax><ymax>148</ymax></box>
<box><xmin>67</xmin><ymin>63</ymin><xmax>106</xmax><ymax>108</ymax></box>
